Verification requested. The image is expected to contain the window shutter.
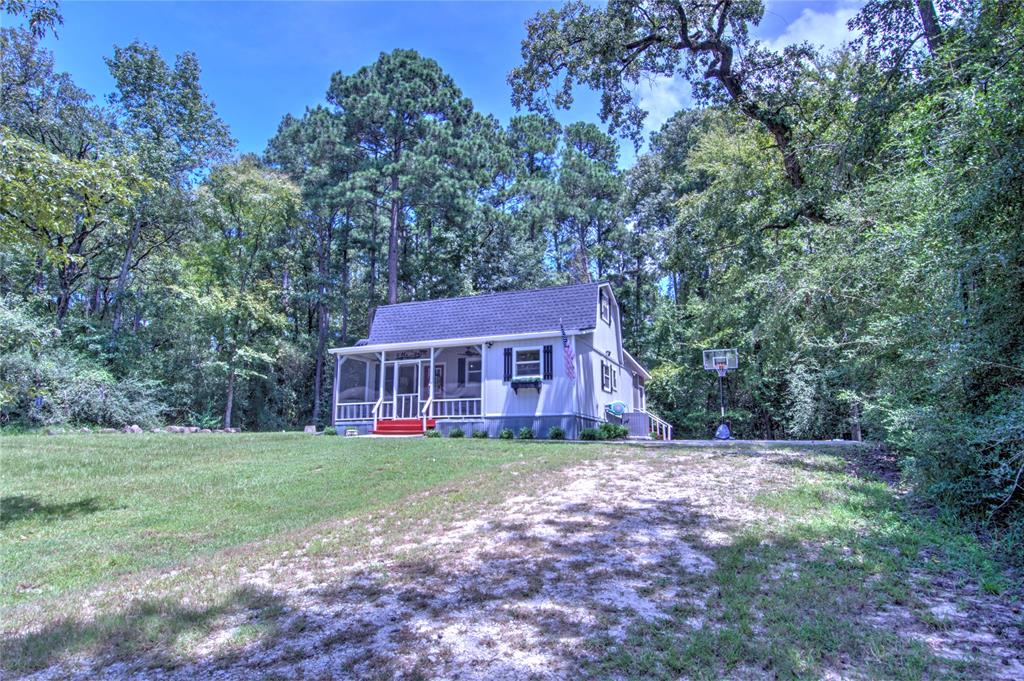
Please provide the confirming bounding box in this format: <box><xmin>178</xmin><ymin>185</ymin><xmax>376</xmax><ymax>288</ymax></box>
<box><xmin>543</xmin><ymin>345</ymin><xmax>553</xmax><ymax>380</ymax></box>
<box><xmin>503</xmin><ymin>347</ymin><xmax>513</xmax><ymax>381</ymax></box>
<box><xmin>458</xmin><ymin>357</ymin><xmax>466</xmax><ymax>386</ymax></box>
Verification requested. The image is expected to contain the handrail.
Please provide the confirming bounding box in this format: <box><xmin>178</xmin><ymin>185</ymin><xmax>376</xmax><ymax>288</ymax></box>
<box><xmin>371</xmin><ymin>396</ymin><xmax>384</xmax><ymax>431</ymax></box>
<box><xmin>638</xmin><ymin>408</ymin><xmax>673</xmax><ymax>441</ymax></box>
<box><xmin>421</xmin><ymin>395</ymin><xmax>434</xmax><ymax>430</ymax></box>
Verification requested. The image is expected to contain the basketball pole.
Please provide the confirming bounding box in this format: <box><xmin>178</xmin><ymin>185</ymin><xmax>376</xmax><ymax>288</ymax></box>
<box><xmin>718</xmin><ymin>371</ymin><xmax>725</xmax><ymax>419</ymax></box>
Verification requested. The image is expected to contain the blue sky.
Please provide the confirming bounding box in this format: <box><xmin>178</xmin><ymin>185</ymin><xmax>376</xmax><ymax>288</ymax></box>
<box><xmin>21</xmin><ymin>1</ymin><xmax>863</xmax><ymax>165</ymax></box>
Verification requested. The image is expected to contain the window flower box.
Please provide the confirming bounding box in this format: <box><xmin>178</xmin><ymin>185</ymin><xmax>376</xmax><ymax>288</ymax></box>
<box><xmin>510</xmin><ymin>376</ymin><xmax>543</xmax><ymax>394</ymax></box>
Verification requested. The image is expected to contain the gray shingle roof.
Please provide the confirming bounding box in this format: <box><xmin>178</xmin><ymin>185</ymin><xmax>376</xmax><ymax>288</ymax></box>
<box><xmin>362</xmin><ymin>282</ymin><xmax>602</xmax><ymax>345</ymax></box>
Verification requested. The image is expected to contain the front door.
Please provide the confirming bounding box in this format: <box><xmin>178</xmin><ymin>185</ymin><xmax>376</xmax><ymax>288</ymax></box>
<box><xmin>393</xmin><ymin>362</ymin><xmax>420</xmax><ymax>419</ymax></box>
<box><xmin>423</xmin><ymin>364</ymin><xmax>445</xmax><ymax>400</ymax></box>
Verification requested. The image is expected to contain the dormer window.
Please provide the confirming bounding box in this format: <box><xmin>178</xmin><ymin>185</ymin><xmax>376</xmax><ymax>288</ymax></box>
<box><xmin>600</xmin><ymin>288</ymin><xmax>611</xmax><ymax>324</ymax></box>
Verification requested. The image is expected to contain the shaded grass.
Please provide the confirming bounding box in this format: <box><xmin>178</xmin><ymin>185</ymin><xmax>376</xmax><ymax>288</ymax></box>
<box><xmin>0</xmin><ymin>433</ymin><xmax>599</xmax><ymax>607</ymax></box>
<box><xmin>590</xmin><ymin>449</ymin><xmax>1006</xmax><ymax>681</ymax></box>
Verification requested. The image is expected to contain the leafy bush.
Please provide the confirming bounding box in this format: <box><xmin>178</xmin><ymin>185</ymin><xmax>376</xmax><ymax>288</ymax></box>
<box><xmin>448</xmin><ymin>427</ymin><xmax>465</xmax><ymax>438</ymax></box>
<box><xmin>548</xmin><ymin>426</ymin><xmax>565</xmax><ymax>440</ymax></box>
<box><xmin>499</xmin><ymin>428</ymin><xmax>514</xmax><ymax>440</ymax></box>
<box><xmin>471</xmin><ymin>429</ymin><xmax>489</xmax><ymax>438</ymax></box>
<box><xmin>424</xmin><ymin>428</ymin><xmax>441</xmax><ymax>438</ymax></box>
<box><xmin>598</xmin><ymin>422</ymin><xmax>628</xmax><ymax>440</ymax></box>
<box><xmin>323</xmin><ymin>426</ymin><xmax>338</xmax><ymax>436</ymax></box>
<box><xmin>580</xmin><ymin>428</ymin><xmax>599</xmax><ymax>441</ymax></box>
<box><xmin>517</xmin><ymin>427</ymin><xmax>535</xmax><ymax>439</ymax></box>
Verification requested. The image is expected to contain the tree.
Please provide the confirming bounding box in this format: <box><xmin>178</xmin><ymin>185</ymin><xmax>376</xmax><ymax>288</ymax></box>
<box><xmin>0</xmin><ymin>128</ymin><xmax>146</xmax><ymax>324</ymax></box>
<box><xmin>509</xmin><ymin>1</ymin><xmax>815</xmax><ymax>190</ymax></box>
<box><xmin>103</xmin><ymin>41</ymin><xmax>233</xmax><ymax>336</ymax></box>
<box><xmin>190</xmin><ymin>157</ymin><xmax>299</xmax><ymax>429</ymax></box>
<box><xmin>328</xmin><ymin>49</ymin><xmax>475</xmax><ymax>305</ymax></box>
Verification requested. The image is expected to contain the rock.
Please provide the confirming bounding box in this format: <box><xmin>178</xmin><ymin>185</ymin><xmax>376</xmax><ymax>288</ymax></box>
<box><xmin>150</xmin><ymin>428</ymin><xmax>164</xmax><ymax>433</ymax></box>
<box><xmin>227</xmin><ymin>427</ymin><xmax>240</xmax><ymax>433</ymax></box>
<box><xmin>123</xmin><ymin>424</ymin><xmax>143</xmax><ymax>433</ymax></box>
<box><xmin>166</xmin><ymin>425</ymin><xmax>183</xmax><ymax>433</ymax></box>
<box><xmin>304</xmin><ymin>425</ymin><xmax>318</xmax><ymax>434</ymax></box>
<box><xmin>45</xmin><ymin>427</ymin><xmax>64</xmax><ymax>435</ymax></box>
<box><xmin>199</xmin><ymin>428</ymin><xmax>212</xmax><ymax>433</ymax></box>
<box><xmin>214</xmin><ymin>428</ymin><xmax>225</xmax><ymax>433</ymax></box>
<box><xmin>80</xmin><ymin>427</ymin><xmax>91</xmax><ymax>433</ymax></box>
<box><xmin>99</xmin><ymin>428</ymin><xmax>117</xmax><ymax>434</ymax></box>
<box><xmin>185</xmin><ymin>426</ymin><xmax>199</xmax><ymax>433</ymax></box>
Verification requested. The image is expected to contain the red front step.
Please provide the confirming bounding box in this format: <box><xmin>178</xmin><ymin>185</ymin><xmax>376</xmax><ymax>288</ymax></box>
<box><xmin>372</xmin><ymin>418</ymin><xmax>436</xmax><ymax>435</ymax></box>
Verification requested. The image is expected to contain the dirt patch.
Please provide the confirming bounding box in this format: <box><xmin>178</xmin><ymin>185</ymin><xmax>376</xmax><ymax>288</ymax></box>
<box><xmin>6</xmin><ymin>448</ymin><xmax>1022</xmax><ymax>680</ymax></box>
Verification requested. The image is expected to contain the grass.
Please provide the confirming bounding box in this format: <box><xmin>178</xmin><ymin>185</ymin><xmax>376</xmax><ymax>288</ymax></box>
<box><xmin>0</xmin><ymin>432</ymin><xmax>598</xmax><ymax>607</ymax></box>
<box><xmin>588</xmin><ymin>450</ymin><xmax>1011</xmax><ymax>680</ymax></box>
<box><xmin>1</xmin><ymin>437</ymin><xmax>1017</xmax><ymax>679</ymax></box>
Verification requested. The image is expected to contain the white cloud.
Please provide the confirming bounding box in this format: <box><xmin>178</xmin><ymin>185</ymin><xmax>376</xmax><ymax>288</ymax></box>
<box><xmin>765</xmin><ymin>6</ymin><xmax>860</xmax><ymax>53</ymax></box>
<box><xmin>635</xmin><ymin>74</ymin><xmax>692</xmax><ymax>133</ymax></box>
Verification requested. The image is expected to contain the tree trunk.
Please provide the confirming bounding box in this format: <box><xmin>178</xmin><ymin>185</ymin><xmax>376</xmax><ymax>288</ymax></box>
<box><xmin>850</xmin><ymin>401</ymin><xmax>863</xmax><ymax>442</ymax></box>
<box><xmin>111</xmin><ymin>219</ymin><xmax>143</xmax><ymax>336</ymax></box>
<box><xmin>916</xmin><ymin>0</ymin><xmax>944</xmax><ymax>54</ymax></box>
<box><xmin>224</xmin><ymin>367</ymin><xmax>235</xmax><ymax>429</ymax></box>
<box><xmin>388</xmin><ymin>174</ymin><xmax>400</xmax><ymax>305</ymax></box>
<box><xmin>310</xmin><ymin>300</ymin><xmax>328</xmax><ymax>426</ymax></box>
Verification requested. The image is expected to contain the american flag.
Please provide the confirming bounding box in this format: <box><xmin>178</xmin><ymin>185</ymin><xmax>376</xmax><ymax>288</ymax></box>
<box><xmin>560</xmin><ymin>320</ymin><xmax>575</xmax><ymax>381</ymax></box>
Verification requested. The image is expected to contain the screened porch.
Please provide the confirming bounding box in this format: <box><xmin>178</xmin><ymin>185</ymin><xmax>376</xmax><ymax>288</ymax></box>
<box><xmin>333</xmin><ymin>345</ymin><xmax>484</xmax><ymax>424</ymax></box>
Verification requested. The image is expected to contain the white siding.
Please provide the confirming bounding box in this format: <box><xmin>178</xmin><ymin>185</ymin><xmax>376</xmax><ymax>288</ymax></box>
<box><xmin>576</xmin><ymin>285</ymin><xmax>636</xmax><ymax>417</ymax></box>
<box><xmin>482</xmin><ymin>336</ymin><xmax>578</xmax><ymax>417</ymax></box>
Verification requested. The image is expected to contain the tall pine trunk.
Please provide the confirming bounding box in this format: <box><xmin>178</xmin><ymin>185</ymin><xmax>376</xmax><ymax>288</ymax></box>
<box><xmin>388</xmin><ymin>174</ymin><xmax>400</xmax><ymax>304</ymax></box>
<box><xmin>224</xmin><ymin>367</ymin><xmax>235</xmax><ymax>429</ymax></box>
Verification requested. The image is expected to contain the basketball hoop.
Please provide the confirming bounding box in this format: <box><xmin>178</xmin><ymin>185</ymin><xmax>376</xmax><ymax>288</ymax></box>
<box><xmin>703</xmin><ymin>348</ymin><xmax>739</xmax><ymax>439</ymax></box>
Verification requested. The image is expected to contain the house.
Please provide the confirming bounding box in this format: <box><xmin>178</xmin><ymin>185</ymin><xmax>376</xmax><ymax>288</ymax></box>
<box><xmin>329</xmin><ymin>282</ymin><xmax>672</xmax><ymax>439</ymax></box>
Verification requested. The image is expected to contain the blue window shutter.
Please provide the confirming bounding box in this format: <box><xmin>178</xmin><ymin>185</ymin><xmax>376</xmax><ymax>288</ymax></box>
<box><xmin>503</xmin><ymin>348</ymin><xmax>513</xmax><ymax>381</ymax></box>
<box><xmin>458</xmin><ymin>357</ymin><xmax>466</xmax><ymax>385</ymax></box>
<box><xmin>543</xmin><ymin>345</ymin><xmax>553</xmax><ymax>380</ymax></box>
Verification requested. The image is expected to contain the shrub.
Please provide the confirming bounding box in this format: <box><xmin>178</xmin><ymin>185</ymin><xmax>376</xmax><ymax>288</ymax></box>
<box><xmin>471</xmin><ymin>429</ymin><xmax>489</xmax><ymax>438</ymax></box>
<box><xmin>448</xmin><ymin>427</ymin><xmax>465</xmax><ymax>438</ymax></box>
<box><xmin>499</xmin><ymin>428</ymin><xmax>514</xmax><ymax>440</ymax></box>
<box><xmin>323</xmin><ymin>426</ymin><xmax>338</xmax><ymax>436</ymax></box>
<box><xmin>424</xmin><ymin>428</ymin><xmax>441</xmax><ymax>438</ymax></box>
<box><xmin>580</xmin><ymin>428</ymin><xmax>599</xmax><ymax>441</ymax></box>
<box><xmin>517</xmin><ymin>427</ymin><xmax>535</xmax><ymax>440</ymax></box>
<box><xmin>548</xmin><ymin>426</ymin><xmax>566</xmax><ymax>440</ymax></box>
<box><xmin>598</xmin><ymin>422</ymin><xmax>629</xmax><ymax>440</ymax></box>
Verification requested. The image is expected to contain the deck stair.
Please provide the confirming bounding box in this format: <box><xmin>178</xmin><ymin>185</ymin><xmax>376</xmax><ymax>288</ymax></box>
<box><xmin>371</xmin><ymin>418</ymin><xmax>436</xmax><ymax>436</ymax></box>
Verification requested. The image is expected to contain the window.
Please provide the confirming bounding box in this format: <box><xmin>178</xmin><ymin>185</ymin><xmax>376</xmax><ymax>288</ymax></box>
<box><xmin>601</xmin><ymin>360</ymin><xmax>612</xmax><ymax>392</ymax></box>
<box><xmin>467</xmin><ymin>359</ymin><xmax>481</xmax><ymax>383</ymax></box>
<box><xmin>514</xmin><ymin>347</ymin><xmax>541</xmax><ymax>378</ymax></box>
<box><xmin>600</xmin><ymin>288</ymin><xmax>611</xmax><ymax>324</ymax></box>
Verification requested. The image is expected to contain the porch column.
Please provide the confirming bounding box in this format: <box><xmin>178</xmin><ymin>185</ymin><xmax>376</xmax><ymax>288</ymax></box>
<box><xmin>332</xmin><ymin>353</ymin><xmax>341</xmax><ymax>426</ymax></box>
<box><xmin>427</xmin><ymin>347</ymin><xmax>435</xmax><ymax>428</ymax></box>
<box><xmin>376</xmin><ymin>350</ymin><xmax>386</xmax><ymax>428</ymax></box>
<box><xmin>479</xmin><ymin>342</ymin><xmax>486</xmax><ymax>418</ymax></box>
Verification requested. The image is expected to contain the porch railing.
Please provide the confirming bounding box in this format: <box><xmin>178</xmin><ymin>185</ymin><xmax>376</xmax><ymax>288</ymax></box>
<box><xmin>335</xmin><ymin>401</ymin><xmax>375</xmax><ymax>422</ymax></box>
<box><xmin>623</xmin><ymin>409</ymin><xmax>673</xmax><ymax>440</ymax></box>
<box><xmin>430</xmin><ymin>398</ymin><xmax>482</xmax><ymax>419</ymax></box>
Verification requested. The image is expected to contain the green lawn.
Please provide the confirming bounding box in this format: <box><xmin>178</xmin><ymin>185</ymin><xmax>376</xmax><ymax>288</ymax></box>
<box><xmin>0</xmin><ymin>433</ymin><xmax>598</xmax><ymax>607</ymax></box>
<box><xmin>1</xmin><ymin>436</ymin><xmax>1018</xmax><ymax>679</ymax></box>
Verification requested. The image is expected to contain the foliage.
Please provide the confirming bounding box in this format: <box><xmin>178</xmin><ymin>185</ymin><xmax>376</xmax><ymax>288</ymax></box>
<box><xmin>597</xmin><ymin>422</ymin><xmax>628</xmax><ymax>440</ymax></box>
<box><xmin>499</xmin><ymin>428</ymin><xmax>514</xmax><ymax>440</ymax></box>
<box><xmin>579</xmin><ymin>428</ymin><xmax>599</xmax><ymax>441</ymax></box>
<box><xmin>517</xmin><ymin>427</ymin><xmax>535</xmax><ymax>440</ymax></box>
<box><xmin>547</xmin><ymin>426</ymin><xmax>565</xmax><ymax>440</ymax></box>
<box><xmin>424</xmin><ymin>428</ymin><xmax>441</xmax><ymax>438</ymax></box>
<box><xmin>1</xmin><ymin>0</ymin><xmax>1020</xmax><ymax>554</ymax></box>
<box><xmin>471</xmin><ymin>429</ymin><xmax>489</xmax><ymax>439</ymax></box>
<box><xmin>448</xmin><ymin>427</ymin><xmax>465</xmax><ymax>438</ymax></box>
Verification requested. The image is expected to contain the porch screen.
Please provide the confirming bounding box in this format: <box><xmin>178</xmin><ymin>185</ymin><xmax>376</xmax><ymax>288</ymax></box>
<box><xmin>336</xmin><ymin>358</ymin><xmax>372</xmax><ymax>403</ymax></box>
